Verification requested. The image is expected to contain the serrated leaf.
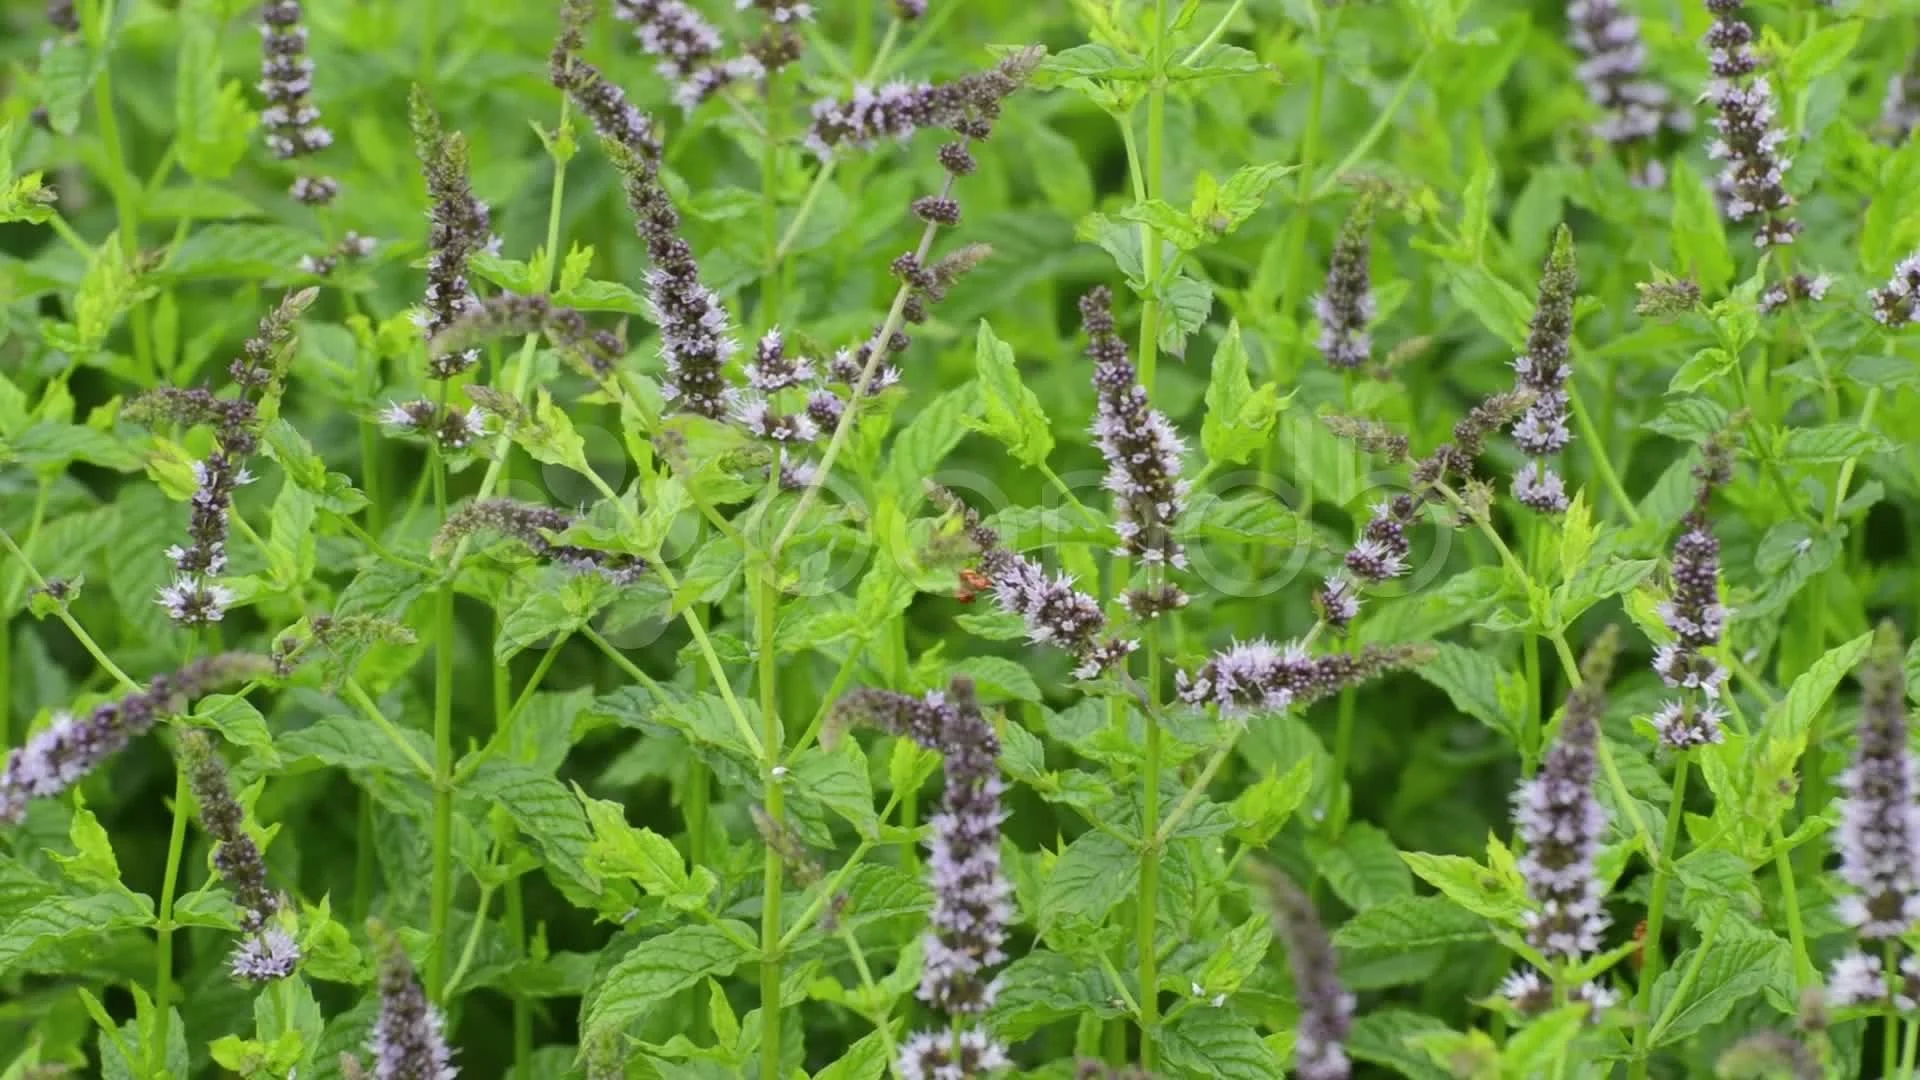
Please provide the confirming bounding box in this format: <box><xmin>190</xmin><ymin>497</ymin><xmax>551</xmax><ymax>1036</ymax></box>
<box><xmin>1763</xmin><ymin>630</ymin><xmax>1873</xmax><ymax>751</ymax></box>
<box><xmin>278</xmin><ymin>713</ymin><xmax>431</xmax><ymax>777</ymax></box>
<box><xmin>0</xmin><ymin>892</ymin><xmax>151</xmax><ymax>974</ymax></box>
<box><xmin>1400</xmin><ymin>850</ymin><xmax>1528</xmax><ymax>923</ymax></box>
<box><xmin>1647</xmin><ymin>934</ymin><xmax>1787</xmax><ymax>1046</ymax></box>
<box><xmin>987</xmin><ymin>949</ymin><xmax>1124</xmax><ymax>1040</ymax></box>
<box><xmin>583</xmin><ymin>924</ymin><xmax>754</xmax><ymax>1040</ymax></box>
<box><xmin>1335</xmin><ymin>895</ymin><xmax>1494</xmax><ymax>950</ymax></box>
<box><xmin>1161</xmin><ymin>1009</ymin><xmax>1284</xmax><ymax>1079</ymax></box>
<box><xmin>968</xmin><ymin>320</ymin><xmax>1054</xmax><ymax>468</ymax></box>
<box><xmin>1041</xmin><ymin>830</ymin><xmax>1137</xmax><ymax>930</ymax></box>
<box><xmin>1669</xmin><ymin>161</ymin><xmax>1732</xmax><ymax>294</ymax></box>
<box><xmin>1414</xmin><ymin>645</ymin><xmax>1523</xmax><ymax>744</ymax></box>
<box><xmin>469</xmin><ymin>761</ymin><xmax>598</xmax><ymax>898</ymax></box>
<box><xmin>1308</xmin><ymin>823</ymin><xmax>1412</xmax><ymax>911</ymax></box>
<box><xmin>947</xmin><ymin>656</ymin><xmax>1042</xmax><ymax>703</ymax></box>
<box><xmin>1201</xmin><ymin>322</ymin><xmax>1288</xmax><ymax>466</ymax></box>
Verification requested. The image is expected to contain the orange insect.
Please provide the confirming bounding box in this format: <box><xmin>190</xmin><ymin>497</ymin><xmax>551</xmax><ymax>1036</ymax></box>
<box><xmin>955</xmin><ymin>567</ymin><xmax>992</xmax><ymax>603</ymax></box>
<box><xmin>1629</xmin><ymin>918</ymin><xmax>1649</xmax><ymax>970</ymax></box>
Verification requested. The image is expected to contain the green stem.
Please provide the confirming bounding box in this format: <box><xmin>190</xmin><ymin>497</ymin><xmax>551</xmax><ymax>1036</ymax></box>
<box><xmin>444</xmin><ymin>879</ymin><xmax>497</xmax><ymax>995</ymax></box>
<box><xmin>1899</xmin><ymin>1003</ymin><xmax>1920</xmax><ymax>1079</ymax></box>
<box><xmin>1647</xmin><ymin>909</ymin><xmax>1722</xmax><ymax>1045</ymax></box>
<box><xmin>85</xmin><ymin>0</ymin><xmax>153</xmax><ymax>379</ymax></box>
<box><xmin>1630</xmin><ymin>754</ymin><xmax>1688</xmax><ymax>1079</ymax></box>
<box><xmin>1136</xmin><ymin>0</ymin><xmax>1169</xmax><ymax>392</ymax></box>
<box><xmin>0</xmin><ymin>526</ymin><xmax>137</xmax><ymax>691</ymax></box>
<box><xmin>1309</xmin><ymin>50</ymin><xmax>1431</xmax><ymax>201</ymax></box>
<box><xmin>1154</xmin><ymin>737</ymin><xmax>1236</xmax><ymax>847</ymax></box>
<box><xmin>772</xmin><ymin>21</ymin><xmax>900</xmax><ymax>263</ymax></box>
<box><xmin>762</xmin><ymin>68</ymin><xmax>785</xmax><ymax>323</ymax></box>
<box><xmin>838</xmin><ymin>925</ymin><xmax>900</xmax><ymax>1074</ymax></box>
<box><xmin>1771</xmin><ymin>822</ymin><xmax>1815</xmax><ymax>989</ymax></box>
<box><xmin>1522</xmin><ymin>633</ymin><xmax>1543</xmax><ymax>771</ymax></box>
<box><xmin>758</xmin><ymin>560</ymin><xmax>787</xmax><ymax>1080</ymax></box>
<box><xmin>495</xmin><ymin>612</ymin><xmax>533</xmax><ymax>1080</ymax></box>
<box><xmin>427</xmin><ymin>547</ymin><xmax>455</xmax><ymax>1000</ymax></box>
<box><xmin>149</xmin><ymin>764</ymin><xmax>191</xmax><ymax>1072</ymax></box>
<box><xmin>1566</xmin><ymin>375</ymin><xmax>1639</xmax><ymax>525</ymax></box>
<box><xmin>1888</xmin><ymin>941</ymin><xmax>1903</xmax><ymax>1078</ymax></box>
<box><xmin>1327</xmin><ymin>686</ymin><xmax>1358</xmax><ymax>832</ymax></box>
<box><xmin>1137</xmin><ymin>615</ymin><xmax>1164</xmax><ymax>1067</ymax></box>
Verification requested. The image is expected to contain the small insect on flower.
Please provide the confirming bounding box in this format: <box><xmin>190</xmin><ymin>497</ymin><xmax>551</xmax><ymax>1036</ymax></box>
<box><xmin>955</xmin><ymin>567</ymin><xmax>992</xmax><ymax>603</ymax></box>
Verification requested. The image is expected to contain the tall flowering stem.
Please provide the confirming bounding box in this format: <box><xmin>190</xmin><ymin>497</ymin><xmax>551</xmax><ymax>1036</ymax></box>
<box><xmin>1509</xmin><ymin>226</ymin><xmax>1577</xmax><ymax>514</ymax></box>
<box><xmin>1567</xmin><ymin>0</ymin><xmax>1684</xmax><ymax>185</ymax></box>
<box><xmin>131</xmin><ymin>290</ymin><xmax>315</xmax><ymax>628</ymax></box>
<box><xmin>1258</xmin><ymin>866</ymin><xmax>1355</xmax><ymax>1080</ymax></box>
<box><xmin>360</xmin><ymin>933</ymin><xmax>459</xmax><ymax>1079</ymax></box>
<box><xmin>1082</xmin><ymin>286</ymin><xmax>1189</xmax><ymax>572</ymax></box>
<box><xmin>1701</xmin><ymin>0</ymin><xmax>1798</xmax><ymax>249</ymax></box>
<box><xmin>179</xmin><ymin>730</ymin><xmax>300</xmax><ymax>982</ymax></box>
<box><xmin>1825</xmin><ymin>624</ymin><xmax>1920</xmax><ymax>1006</ymax></box>
<box><xmin>1315</xmin><ymin>196</ymin><xmax>1375</xmax><ymax>371</ymax></box>
<box><xmin>259</xmin><ymin>0</ymin><xmax>336</xmax><ymax>204</ymax></box>
<box><xmin>1504</xmin><ymin>628</ymin><xmax>1620</xmax><ymax>1020</ymax></box>
<box><xmin>835</xmin><ymin>679</ymin><xmax>1012</xmax><ymax>1078</ymax></box>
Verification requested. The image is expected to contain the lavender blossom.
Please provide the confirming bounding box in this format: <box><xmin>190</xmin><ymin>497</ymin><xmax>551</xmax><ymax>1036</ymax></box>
<box><xmin>47</xmin><ymin>0</ymin><xmax>77</xmax><ymax>32</ymax></box>
<box><xmin>1315</xmin><ymin>197</ymin><xmax>1375</xmax><ymax>370</ymax></box>
<box><xmin>0</xmin><ymin>654</ymin><xmax>272</xmax><ymax>825</ymax></box>
<box><xmin>596</xmin><ymin>131</ymin><xmax>738</xmax><ymax>418</ymax></box>
<box><xmin>1702</xmin><ymin>0</ymin><xmax>1798</xmax><ymax>247</ymax></box>
<box><xmin>134</xmin><ymin>291</ymin><xmax>314</xmax><ymax>626</ymax></box>
<box><xmin>834</xmin><ymin>679</ymin><xmax>1012</xmax><ymax>1019</ymax></box>
<box><xmin>297</xmin><ymin>231</ymin><xmax>378</xmax><ymax>278</ymax></box>
<box><xmin>930</xmin><ymin>488</ymin><xmax>1139</xmax><ymax>677</ymax></box>
<box><xmin>1508</xmin><ymin>227</ymin><xmax>1577</xmax><ymax>514</ymax></box>
<box><xmin>1260</xmin><ymin>868</ymin><xmax>1354</xmax><ymax>1080</ymax></box>
<box><xmin>1832</xmin><ymin>623</ymin><xmax>1920</xmax><ymax>941</ymax></box>
<box><xmin>1870</xmin><ymin>251</ymin><xmax>1920</xmax><ymax>328</ymax></box>
<box><xmin>1717</xmin><ymin>1031</ymin><xmax>1822</xmax><ymax>1080</ymax></box>
<box><xmin>381</xmin><ymin>400</ymin><xmax>486</xmax><ymax>450</ymax></box>
<box><xmin>553</xmin><ymin>2</ymin><xmax>661</xmax><ymax>154</ymax></box>
<box><xmin>1082</xmin><ymin>286</ymin><xmax>1188</xmax><ymax>569</ymax></box>
<box><xmin>436</xmin><ymin>498</ymin><xmax>648</xmax><ymax>583</ymax></box>
<box><xmin>1650</xmin><ymin>440</ymin><xmax>1734</xmax><ymax>717</ymax></box>
<box><xmin>1757</xmin><ymin>271</ymin><xmax>1831</xmax><ymax>315</ymax></box>
<box><xmin>612</xmin><ymin>0</ymin><xmax>763</xmax><ymax>111</ymax></box>
<box><xmin>894</xmin><ymin>0</ymin><xmax>928</xmax><ymax>17</ymax></box>
<box><xmin>259</xmin><ymin>0</ymin><xmax>335</xmax><ymax>204</ymax></box>
<box><xmin>1514</xmin><ymin>639</ymin><xmax>1613</xmax><ymax>961</ymax></box>
<box><xmin>1567</xmin><ymin>0</ymin><xmax>1684</xmax><ymax>185</ymax></box>
<box><xmin>427</xmin><ymin>292</ymin><xmax>624</xmax><ymax>381</ymax></box>
<box><xmin>1176</xmin><ymin>639</ymin><xmax>1432</xmax><ymax>716</ymax></box>
<box><xmin>410</xmin><ymin>89</ymin><xmax>495</xmax><ymax>379</ymax></box>
<box><xmin>898</xmin><ymin>1030</ymin><xmax>1010</xmax><ymax>1080</ymax></box>
<box><xmin>1881</xmin><ymin>48</ymin><xmax>1920</xmax><ymax>143</ymax></box>
<box><xmin>745</xmin><ymin>328</ymin><xmax>813</xmax><ymax>392</ymax></box>
<box><xmin>805</xmin><ymin>49</ymin><xmax>1042</xmax><ymax>158</ymax></box>
<box><xmin>367</xmin><ymin>937</ymin><xmax>458</xmax><ymax>1080</ymax></box>
<box><xmin>180</xmin><ymin>730</ymin><xmax>299</xmax><ymax>981</ymax></box>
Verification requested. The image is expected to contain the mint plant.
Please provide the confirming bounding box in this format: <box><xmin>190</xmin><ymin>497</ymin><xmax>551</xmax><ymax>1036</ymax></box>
<box><xmin>5</xmin><ymin>0</ymin><xmax>1920</xmax><ymax>1076</ymax></box>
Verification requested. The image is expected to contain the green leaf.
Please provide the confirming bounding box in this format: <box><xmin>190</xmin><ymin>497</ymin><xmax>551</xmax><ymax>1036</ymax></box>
<box><xmin>0</xmin><ymin>892</ymin><xmax>152</xmax><ymax>974</ymax></box>
<box><xmin>580</xmin><ymin>791</ymin><xmax>715</xmax><ymax>911</ymax></box>
<box><xmin>1161</xmin><ymin>1010</ymin><xmax>1284</xmax><ymax>1079</ymax></box>
<box><xmin>1201</xmin><ymin>322</ymin><xmax>1288</xmax><ymax>465</ymax></box>
<box><xmin>187</xmin><ymin>695</ymin><xmax>282</xmax><ymax>768</ymax></box>
<box><xmin>1763</xmin><ymin>630</ymin><xmax>1873</xmax><ymax>751</ymax></box>
<box><xmin>1669</xmin><ymin>161</ymin><xmax>1732</xmax><ymax>295</ymax></box>
<box><xmin>1035</xmin><ymin>43</ymin><xmax>1153</xmax><ymax>83</ymax></box>
<box><xmin>164</xmin><ymin>225</ymin><xmax>315</xmax><ymax>281</ymax></box>
<box><xmin>470</xmin><ymin>761</ymin><xmax>599</xmax><ymax>898</ymax></box>
<box><xmin>39</xmin><ymin>38</ymin><xmax>94</xmax><ymax>137</ymax></box>
<box><xmin>987</xmin><ymin>949</ymin><xmax>1124</xmax><ymax>1040</ymax></box>
<box><xmin>1502</xmin><ymin>1005</ymin><xmax>1589</xmax><ymax>1076</ymax></box>
<box><xmin>1041</xmin><ymin>830</ymin><xmax>1138</xmax><ymax>931</ymax></box>
<box><xmin>789</xmin><ymin>743</ymin><xmax>878</xmax><ymax>835</ymax></box>
<box><xmin>1441</xmin><ymin>264</ymin><xmax>1531</xmax><ymax>349</ymax></box>
<box><xmin>583</xmin><ymin>924</ymin><xmax>754</xmax><ymax>1040</ymax></box>
<box><xmin>1413</xmin><ymin>645</ymin><xmax>1523</xmax><ymax>744</ymax></box>
<box><xmin>278</xmin><ymin>713</ymin><xmax>431</xmax><ymax>777</ymax></box>
<box><xmin>1348</xmin><ymin>1009</ymin><xmax>1456</xmax><ymax>1080</ymax></box>
<box><xmin>882</xmin><ymin>385</ymin><xmax>978</xmax><ymax>499</ymax></box>
<box><xmin>1117</xmin><ymin>199</ymin><xmax>1208</xmax><ymax>251</ymax></box>
<box><xmin>1647</xmin><ymin>933</ymin><xmax>1787</xmax><ymax>1046</ymax></box>
<box><xmin>1335</xmin><ymin>895</ymin><xmax>1494</xmax><ymax>950</ymax></box>
<box><xmin>1400</xmin><ymin>850</ymin><xmax>1527</xmax><ymax>923</ymax></box>
<box><xmin>1777</xmin><ymin>424</ymin><xmax>1891</xmax><ymax>464</ymax></box>
<box><xmin>1784</xmin><ymin>20</ymin><xmax>1862</xmax><ymax>90</ymax></box>
<box><xmin>946</xmin><ymin>656</ymin><xmax>1043</xmax><ymax>703</ymax></box>
<box><xmin>813</xmin><ymin>1030</ymin><xmax>889</xmax><ymax>1080</ymax></box>
<box><xmin>175</xmin><ymin>10</ymin><xmax>255</xmax><ymax>181</ymax></box>
<box><xmin>1307</xmin><ymin>823</ymin><xmax>1412</xmax><ymax>911</ymax></box>
<box><xmin>1668</xmin><ymin>347</ymin><xmax>1735</xmax><ymax>394</ymax></box>
<box><xmin>50</xmin><ymin>803</ymin><xmax>124</xmax><ymax>894</ymax></box>
<box><xmin>967</xmin><ymin>320</ymin><xmax>1054</xmax><ymax>468</ymax></box>
<box><xmin>1158</xmin><ymin>273</ymin><xmax>1214</xmax><ymax>358</ymax></box>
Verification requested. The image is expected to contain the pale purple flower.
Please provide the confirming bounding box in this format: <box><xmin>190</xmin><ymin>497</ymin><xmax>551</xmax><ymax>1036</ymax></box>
<box><xmin>1832</xmin><ymin>625</ymin><xmax>1920</xmax><ymax>940</ymax></box>
<box><xmin>231</xmin><ymin>927</ymin><xmax>301</xmax><ymax>982</ymax></box>
<box><xmin>1513</xmin><ymin>668</ymin><xmax>1611</xmax><ymax>961</ymax></box>
<box><xmin>1567</xmin><ymin>0</ymin><xmax>1684</xmax><ymax>181</ymax></box>
<box><xmin>1082</xmin><ymin>286</ymin><xmax>1188</xmax><ymax>569</ymax></box>
<box><xmin>804</xmin><ymin>51</ymin><xmax>1039</xmax><ymax>158</ymax></box>
<box><xmin>437</xmin><ymin>499</ymin><xmax>647</xmax><ymax>584</ymax></box>
<box><xmin>1758</xmin><ymin>272</ymin><xmax>1831</xmax><ymax>315</ymax></box>
<box><xmin>1315</xmin><ymin>199</ymin><xmax>1374</xmax><ymax>370</ymax></box>
<box><xmin>1263</xmin><ymin>869</ymin><xmax>1353</xmax><ymax>1080</ymax></box>
<box><xmin>1651</xmin><ymin>442</ymin><xmax>1734</xmax><ymax>724</ymax></box>
<box><xmin>746</xmin><ymin>328</ymin><xmax>813</xmax><ymax>392</ymax></box>
<box><xmin>381</xmin><ymin>400</ymin><xmax>485</xmax><ymax>450</ymax></box>
<box><xmin>0</xmin><ymin>654</ymin><xmax>272</xmax><ymax>825</ymax></box>
<box><xmin>368</xmin><ymin>939</ymin><xmax>457</xmax><ymax>1080</ymax></box>
<box><xmin>258</xmin><ymin>0</ymin><xmax>334</xmax><ymax>203</ymax></box>
<box><xmin>1702</xmin><ymin>0</ymin><xmax>1798</xmax><ymax>248</ymax></box>
<box><xmin>898</xmin><ymin>1029</ymin><xmax>1009</xmax><ymax>1079</ymax></box>
<box><xmin>1509</xmin><ymin>228</ymin><xmax>1576</xmax><ymax>514</ymax></box>
<box><xmin>612</xmin><ymin>0</ymin><xmax>762</xmax><ymax>111</ymax></box>
<box><xmin>1871</xmin><ymin>252</ymin><xmax>1920</xmax><ymax>328</ymax></box>
<box><xmin>1177</xmin><ymin>639</ymin><xmax>1431</xmax><ymax>716</ymax></box>
<box><xmin>834</xmin><ymin>680</ymin><xmax>1010</xmax><ymax>1016</ymax></box>
<box><xmin>1881</xmin><ymin>51</ymin><xmax>1920</xmax><ymax>143</ymax></box>
<box><xmin>411</xmin><ymin>90</ymin><xmax>493</xmax><ymax>379</ymax></box>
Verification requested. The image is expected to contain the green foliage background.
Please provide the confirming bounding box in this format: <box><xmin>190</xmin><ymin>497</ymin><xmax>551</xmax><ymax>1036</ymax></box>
<box><xmin>4</xmin><ymin>0</ymin><xmax>1920</xmax><ymax>1076</ymax></box>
